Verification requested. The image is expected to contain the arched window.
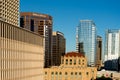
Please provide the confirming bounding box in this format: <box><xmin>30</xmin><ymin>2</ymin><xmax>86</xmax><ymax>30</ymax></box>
<box><xmin>59</xmin><ymin>72</ymin><xmax>62</xmax><ymax>75</ymax></box>
<box><xmin>51</xmin><ymin>72</ymin><xmax>54</xmax><ymax>75</ymax></box>
<box><xmin>79</xmin><ymin>59</ymin><xmax>81</xmax><ymax>65</ymax></box>
<box><xmin>56</xmin><ymin>72</ymin><xmax>58</xmax><ymax>75</ymax></box>
<box><xmin>70</xmin><ymin>59</ymin><xmax>72</xmax><ymax>65</ymax></box>
<box><xmin>86</xmin><ymin>72</ymin><xmax>89</xmax><ymax>75</ymax></box>
<box><xmin>74</xmin><ymin>59</ymin><xmax>76</xmax><ymax>65</ymax></box>
<box><xmin>65</xmin><ymin>72</ymin><xmax>68</xmax><ymax>75</ymax></box>
<box><xmin>79</xmin><ymin>72</ymin><xmax>81</xmax><ymax>75</ymax></box>
<box><xmin>66</xmin><ymin>59</ymin><xmax>68</xmax><ymax>65</ymax></box>
<box><xmin>75</xmin><ymin>72</ymin><xmax>77</xmax><ymax>75</ymax></box>
<box><xmin>71</xmin><ymin>72</ymin><xmax>73</xmax><ymax>75</ymax></box>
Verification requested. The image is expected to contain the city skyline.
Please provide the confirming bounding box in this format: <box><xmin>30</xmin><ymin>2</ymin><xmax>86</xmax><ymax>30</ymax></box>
<box><xmin>20</xmin><ymin>0</ymin><xmax>120</xmax><ymax>52</ymax></box>
<box><xmin>0</xmin><ymin>0</ymin><xmax>119</xmax><ymax>80</ymax></box>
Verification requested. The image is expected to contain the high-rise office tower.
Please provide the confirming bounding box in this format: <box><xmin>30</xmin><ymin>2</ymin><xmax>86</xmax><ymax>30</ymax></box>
<box><xmin>20</xmin><ymin>12</ymin><xmax>52</xmax><ymax>68</ymax></box>
<box><xmin>52</xmin><ymin>31</ymin><xmax>66</xmax><ymax>66</ymax></box>
<box><xmin>76</xmin><ymin>27</ymin><xmax>84</xmax><ymax>53</ymax></box>
<box><xmin>0</xmin><ymin>0</ymin><xmax>19</xmax><ymax>26</ymax></box>
<box><xmin>104</xmin><ymin>29</ymin><xmax>120</xmax><ymax>70</ymax></box>
<box><xmin>105</xmin><ymin>29</ymin><xmax>120</xmax><ymax>60</ymax></box>
<box><xmin>96</xmin><ymin>36</ymin><xmax>102</xmax><ymax>70</ymax></box>
<box><xmin>76</xmin><ymin>20</ymin><xmax>96</xmax><ymax>66</ymax></box>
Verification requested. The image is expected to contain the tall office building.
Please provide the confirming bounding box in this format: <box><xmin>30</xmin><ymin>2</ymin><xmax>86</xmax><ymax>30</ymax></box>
<box><xmin>20</xmin><ymin>12</ymin><xmax>53</xmax><ymax>68</ymax></box>
<box><xmin>0</xmin><ymin>0</ymin><xmax>19</xmax><ymax>26</ymax></box>
<box><xmin>96</xmin><ymin>36</ymin><xmax>102</xmax><ymax>70</ymax></box>
<box><xmin>104</xmin><ymin>29</ymin><xmax>120</xmax><ymax>70</ymax></box>
<box><xmin>52</xmin><ymin>31</ymin><xmax>66</xmax><ymax>66</ymax></box>
<box><xmin>76</xmin><ymin>20</ymin><xmax>96</xmax><ymax>66</ymax></box>
<box><xmin>0</xmin><ymin>20</ymin><xmax>44</xmax><ymax>80</ymax></box>
<box><xmin>105</xmin><ymin>29</ymin><xmax>120</xmax><ymax>60</ymax></box>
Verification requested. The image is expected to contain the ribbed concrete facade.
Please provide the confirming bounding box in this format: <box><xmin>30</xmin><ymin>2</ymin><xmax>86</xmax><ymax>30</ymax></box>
<box><xmin>0</xmin><ymin>0</ymin><xmax>19</xmax><ymax>26</ymax></box>
<box><xmin>0</xmin><ymin>20</ymin><xmax>44</xmax><ymax>80</ymax></box>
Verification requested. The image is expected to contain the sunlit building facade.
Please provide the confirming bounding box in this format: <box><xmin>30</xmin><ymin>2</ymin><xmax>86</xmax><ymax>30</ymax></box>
<box><xmin>20</xmin><ymin>12</ymin><xmax>53</xmax><ymax>68</ymax></box>
<box><xmin>104</xmin><ymin>29</ymin><xmax>120</xmax><ymax>71</ymax></box>
<box><xmin>0</xmin><ymin>0</ymin><xmax>19</xmax><ymax>26</ymax></box>
<box><xmin>0</xmin><ymin>20</ymin><xmax>44</xmax><ymax>80</ymax></box>
<box><xmin>52</xmin><ymin>31</ymin><xmax>66</xmax><ymax>66</ymax></box>
<box><xmin>44</xmin><ymin>52</ymin><xmax>97</xmax><ymax>80</ymax></box>
<box><xmin>76</xmin><ymin>20</ymin><xmax>97</xmax><ymax>66</ymax></box>
<box><xmin>105</xmin><ymin>29</ymin><xmax>120</xmax><ymax>60</ymax></box>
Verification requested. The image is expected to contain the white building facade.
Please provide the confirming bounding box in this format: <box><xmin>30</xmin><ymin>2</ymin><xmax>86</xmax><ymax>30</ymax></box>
<box><xmin>104</xmin><ymin>29</ymin><xmax>120</xmax><ymax>71</ymax></box>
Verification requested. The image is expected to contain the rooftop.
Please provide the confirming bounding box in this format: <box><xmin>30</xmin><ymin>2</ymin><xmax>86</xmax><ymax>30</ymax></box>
<box><xmin>65</xmin><ymin>52</ymin><xmax>85</xmax><ymax>57</ymax></box>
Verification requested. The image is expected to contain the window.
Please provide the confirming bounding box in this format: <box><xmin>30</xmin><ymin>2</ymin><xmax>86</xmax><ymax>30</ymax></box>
<box><xmin>65</xmin><ymin>72</ymin><xmax>68</xmax><ymax>75</ymax></box>
<box><xmin>56</xmin><ymin>72</ymin><xmax>58</xmax><ymax>75</ymax></box>
<box><xmin>70</xmin><ymin>59</ymin><xmax>72</xmax><ymax>65</ymax></box>
<box><xmin>20</xmin><ymin>17</ymin><xmax>24</xmax><ymax>28</ymax></box>
<box><xmin>79</xmin><ymin>59</ymin><xmax>80</xmax><ymax>64</ymax></box>
<box><xmin>75</xmin><ymin>72</ymin><xmax>77</xmax><ymax>75</ymax></box>
<box><xmin>30</xmin><ymin>19</ymin><xmax>34</xmax><ymax>31</ymax></box>
<box><xmin>71</xmin><ymin>72</ymin><xmax>73</xmax><ymax>75</ymax></box>
<box><xmin>82</xmin><ymin>59</ymin><xmax>84</xmax><ymax>65</ymax></box>
<box><xmin>86</xmin><ymin>72</ymin><xmax>89</xmax><ymax>75</ymax></box>
<box><xmin>82</xmin><ymin>59</ymin><xmax>84</xmax><ymax>62</ymax></box>
<box><xmin>45</xmin><ymin>72</ymin><xmax>47</xmax><ymax>75</ymax></box>
<box><xmin>82</xmin><ymin>63</ymin><xmax>84</xmax><ymax>65</ymax></box>
<box><xmin>66</xmin><ymin>59</ymin><xmax>68</xmax><ymax>65</ymax></box>
<box><xmin>59</xmin><ymin>72</ymin><xmax>62</xmax><ymax>75</ymax></box>
<box><xmin>51</xmin><ymin>72</ymin><xmax>54</xmax><ymax>75</ymax></box>
<box><xmin>74</xmin><ymin>59</ymin><xmax>76</xmax><ymax>65</ymax></box>
<box><xmin>79</xmin><ymin>72</ymin><xmax>81</xmax><ymax>75</ymax></box>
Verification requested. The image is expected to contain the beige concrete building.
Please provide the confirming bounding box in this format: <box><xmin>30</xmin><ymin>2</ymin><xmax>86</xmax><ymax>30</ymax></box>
<box><xmin>52</xmin><ymin>31</ymin><xmax>66</xmax><ymax>66</ymax></box>
<box><xmin>0</xmin><ymin>20</ymin><xmax>44</xmax><ymax>80</ymax></box>
<box><xmin>44</xmin><ymin>52</ymin><xmax>97</xmax><ymax>80</ymax></box>
<box><xmin>20</xmin><ymin>12</ymin><xmax>52</xmax><ymax>68</ymax></box>
<box><xmin>0</xmin><ymin>0</ymin><xmax>19</xmax><ymax>26</ymax></box>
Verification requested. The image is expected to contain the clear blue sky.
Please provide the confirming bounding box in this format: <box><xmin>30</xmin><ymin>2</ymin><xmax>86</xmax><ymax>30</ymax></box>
<box><xmin>20</xmin><ymin>0</ymin><xmax>120</xmax><ymax>52</ymax></box>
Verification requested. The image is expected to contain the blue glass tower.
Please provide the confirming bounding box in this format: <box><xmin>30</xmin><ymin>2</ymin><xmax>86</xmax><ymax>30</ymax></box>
<box><xmin>76</xmin><ymin>20</ymin><xmax>96</xmax><ymax>66</ymax></box>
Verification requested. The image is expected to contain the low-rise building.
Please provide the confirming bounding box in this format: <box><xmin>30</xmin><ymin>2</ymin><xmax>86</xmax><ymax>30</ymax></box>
<box><xmin>44</xmin><ymin>52</ymin><xmax>97</xmax><ymax>80</ymax></box>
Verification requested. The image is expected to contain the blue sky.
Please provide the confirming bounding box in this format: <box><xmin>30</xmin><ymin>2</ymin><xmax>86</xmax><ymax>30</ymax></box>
<box><xmin>20</xmin><ymin>0</ymin><xmax>120</xmax><ymax>52</ymax></box>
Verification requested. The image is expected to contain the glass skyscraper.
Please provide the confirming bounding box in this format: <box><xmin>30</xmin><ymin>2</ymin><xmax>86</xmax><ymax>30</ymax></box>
<box><xmin>76</xmin><ymin>20</ymin><xmax>96</xmax><ymax>66</ymax></box>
